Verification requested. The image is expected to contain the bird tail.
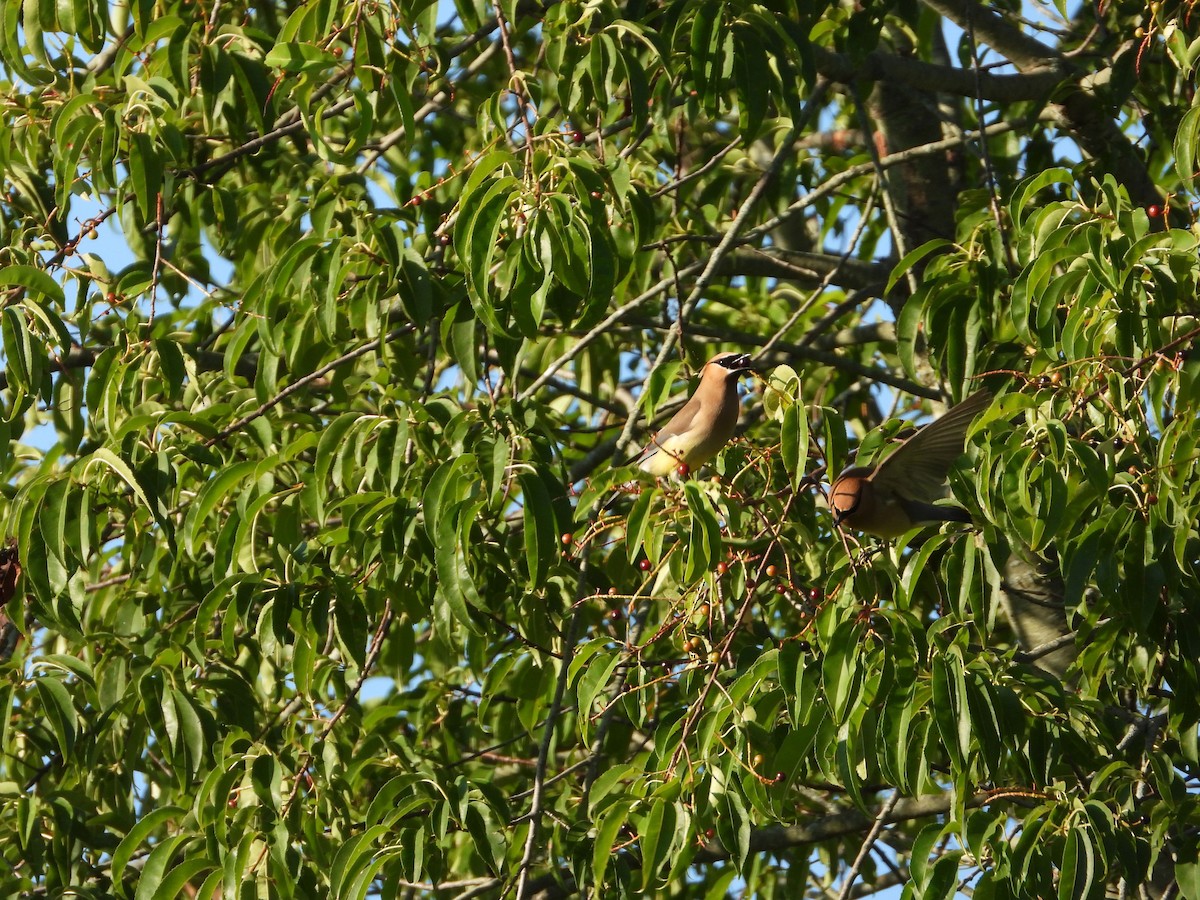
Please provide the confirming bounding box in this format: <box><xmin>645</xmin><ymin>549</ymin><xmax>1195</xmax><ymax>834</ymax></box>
<box><xmin>898</xmin><ymin>498</ymin><xmax>973</xmax><ymax>527</ymax></box>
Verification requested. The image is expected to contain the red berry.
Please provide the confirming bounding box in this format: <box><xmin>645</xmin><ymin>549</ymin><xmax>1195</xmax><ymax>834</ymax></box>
<box><xmin>774</xmin><ymin>772</ymin><xmax>785</xmax><ymax>784</ymax></box>
<box><xmin>638</xmin><ymin>559</ymin><xmax>651</xmax><ymax>572</ymax></box>
<box><xmin>1147</xmin><ymin>493</ymin><xmax>1159</xmax><ymax>505</ymax></box>
<box><xmin>676</xmin><ymin>463</ymin><xmax>690</xmax><ymax>477</ymax></box>
<box><xmin>766</xmin><ymin>565</ymin><xmax>777</xmax><ymax>577</ymax></box>
<box><xmin>704</xmin><ymin>828</ymin><xmax>715</xmax><ymax>839</ymax></box>
<box><xmin>561</xmin><ymin>533</ymin><xmax>573</xmax><ymax>546</ymax></box>
<box><xmin>807</xmin><ymin>587</ymin><xmax>821</xmax><ymax>602</ymax></box>
<box><xmin>1147</xmin><ymin>204</ymin><xmax>1162</xmax><ymax>218</ymax></box>
<box><xmin>776</xmin><ymin>584</ymin><xmax>786</xmax><ymax>595</ymax></box>
<box><xmin>572</xmin><ymin>130</ymin><xmax>585</xmax><ymax>143</ymax></box>
<box><xmin>715</xmin><ymin>562</ymin><xmax>727</xmax><ymax>576</ymax></box>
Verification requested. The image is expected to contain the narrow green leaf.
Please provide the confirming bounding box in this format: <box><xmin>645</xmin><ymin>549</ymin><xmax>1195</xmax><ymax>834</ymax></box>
<box><xmin>1058</xmin><ymin>826</ymin><xmax>1097</xmax><ymax>900</ymax></box>
<box><xmin>781</xmin><ymin>403</ymin><xmax>809</xmax><ymax>488</ymax></box>
<box><xmin>639</xmin><ymin>798</ymin><xmax>675</xmax><ymax>891</ymax></box>
<box><xmin>718</xmin><ymin>789</ymin><xmax>750</xmax><ymax>872</ymax></box>
<box><xmin>592</xmin><ymin>800</ymin><xmax>633</xmax><ymax>889</ymax></box>
<box><xmin>518</xmin><ymin>470</ymin><xmax>556</xmax><ymax>588</ymax></box>
<box><xmin>132</xmin><ymin>834</ymin><xmax>190</xmax><ymax>900</ymax></box>
<box><xmin>576</xmin><ymin>649</ymin><xmax>624</xmax><ymax>719</ymax></box>
<box><xmin>111</xmin><ymin>806</ymin><xmax>187</xmax><ymax>897</ymax></box>
<box><xmin>0</xmin><ymin>265</ymin><xmax>65</xmax><ymax>305</ymax></box>
<box><xmin>128</xmin><ymin>131</ymin><xmax>161</xmax><ymax>219</ymax></box>
<box><xmin>886</xmin><ymin>240</ymin><xmax>951</xmax><ymax>295</ymax></box>
<box><xmin>33</xmin><ymin>677</ymin><xmax>76</xmax><ymax>758</ymax></box>
<box><xmin>181</xmin><ymin>459</ymin><xmax>256</xmax><ymax>556</ymax></box>
<box><xmin>152</xmin><ymin>859</ymin><xmax>214</xmax><ymax>900</ymax></box>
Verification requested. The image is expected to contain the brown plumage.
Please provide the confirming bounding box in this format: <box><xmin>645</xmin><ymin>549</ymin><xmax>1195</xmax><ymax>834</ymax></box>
<box><xmin>829</xmin><ymin>390</ymin><xmax>992</xmax><ymax>538</ymax></box>
<box><xmin>635</xmin><ymin>352</ymin><xmax>753</xmax><ymax>476</ymax></box>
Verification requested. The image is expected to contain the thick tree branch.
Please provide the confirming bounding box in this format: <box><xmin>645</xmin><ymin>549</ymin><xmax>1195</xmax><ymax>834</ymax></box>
<box><xmin>695</xmin><ymin>791</ymin><xmax>988</xmax><ymax>863</ymax></box>
<box><xmin>713</xmin><ymin>249</ymin><xmax>889</xmax><ymax>293</ymax></box>
<box><xmin>921</xmin><ymin>0</ymin><xmax>1162</xmax><ymax>209</ymax></box>
<box><xmin>812</xmin><ymin>44</ymin><xmax>1063</xmax><ymax>101</ymax></box>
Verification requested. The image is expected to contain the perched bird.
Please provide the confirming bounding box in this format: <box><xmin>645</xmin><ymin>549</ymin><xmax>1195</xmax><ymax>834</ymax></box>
<box><xmin>829</xmin><ymin>390</ymin><xmax>992</xmax><ymax>538</ymax></box>
<box><xmin>633</xmin><ymin>352</ymin><xmax>754</xmax><ymax>477</ymax></box>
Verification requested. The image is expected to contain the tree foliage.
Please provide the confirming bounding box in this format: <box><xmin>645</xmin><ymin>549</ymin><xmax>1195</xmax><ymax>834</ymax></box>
<box><xmin>2</xmin><ymin>0</ymin><xmax>1200</xmax><ymax>897</ymax></box>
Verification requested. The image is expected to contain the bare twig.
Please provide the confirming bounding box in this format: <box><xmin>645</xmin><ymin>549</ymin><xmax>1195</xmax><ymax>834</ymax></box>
<box><xmin>204</xmin><ymin>324</ymin><xmax>415</xmax><ymax>446</ymax></box>
<box><xmin>835</xmin><ymin>792</ymin><xmax>900</xmax><ymax>900</ymax></box>
<box><xmin>514</xmin><ymin>562</ymin><xmax>590</xmax><ymax>899</ymax></box>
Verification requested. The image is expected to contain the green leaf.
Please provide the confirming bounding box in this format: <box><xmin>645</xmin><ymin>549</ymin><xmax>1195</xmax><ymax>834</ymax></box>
<box><xmin>1176</xmin><ymin>105</ymin><xmax>1200</xmax><ymax>189</ymax></box>
<box><xmin>518</xmin><ymin>470</ymin><xmax>557</xmax><ymax>588</ymax></box>
<box><xmin>822</xmin><ymin>620</ymin><xmax>863</xmax><ymax>723</ymax></box>
<box><xmin>717</xmin><ymin>788</ymin><xmax>751</xmax><ymax>872</ymax></box>
<box><xmin>433</xmin><ymin>509</ymin><xmax>483</xmax><ymax>632</ymax></box>
<box><xmin>762</xmin><ymin>363</ymin><xmax>800</xmax><ymax>422</ymax></box>
<box><xmin>930</xmin><ymin>651</ymin><xmax>970</xmax><ymax>767</ymax></box>
<box><xmin>624</xmin><ymin>485</ymin><xmax>656</xmax><ymax>563</ymax></box>
<box><xmin>132</xmin><ymin>834</ymin><xmax>191</xmax><ymax>900</ymax></box>
<box><xmin>181</xmin><ymin>459</ymin><xmax>256</xmax><ymax>556</ymax></box>
<box><xmin>112</xmin><ymin>806</ymin><xmax>187</xmax><ymax>897</ymax></box>
<box><xmin>1058</xmin><ymin>825</ymin><xmax>1098</xmax><ymax>900</ymax></box>
<box><xmin>128</xmin><ymin>131</ymin><xmax>162</xmax><ymax>220</ymax></box>
<box><xmin>577</xmin><ymin>649</ymin><xmax>624</xmax><ymax>720</ymax></box>
<box><xmin>152</xmin><ymin>858</ymin><xmax>215</xmax><ymax>900</ymax></box>
<box><xmin>0</xmin><ymin>265</ymin><xmax>65</xmax><ymax>305</ymax></box>
<box><xmin>264</xmin><ymin>41</ymin><xmax>337</xmax><ymax>74</ymax></box>
<box><xmin>329</xmin><ymin>825</ymin><xmax>389</xmax><ymax>898</ymax></box>
<box><xmin>683</xmin><ymin>481</ymin><xmax>720</xmax><ymax>582</ymax></box>
<box><xmin>1178</xmin><ymin>857</ymin><xmax>1200</xmax><ymax>900</ymax></box>
<box><xmin>781</xmin><ymin>403</ymin><xmax>809</xmax><ymax>488</ymax></box>
<box><xmin>887</xmin><ymin>239</ymin><xmax>951</xmax><ymax>295</ymax></box>
<box><xmin>638</xmin><ymin>798</ymin><xmax>675</xmax><ymax>891</ymax></box>
<box><xmin>33</xmin><ymin>677</ymin><xmax>76</xmax><ymax>758</ymax></box>
<box><xmin>592</xmin><ymin>800</ymin><xmax>633</xmax><ymax>889</ymax></box>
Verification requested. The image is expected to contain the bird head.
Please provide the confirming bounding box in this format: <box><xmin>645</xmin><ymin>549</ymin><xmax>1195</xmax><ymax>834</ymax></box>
<box><xmin>828</xmin><ymin>468</ymin><xmax>873</xmax><ymax>527</ymax></box>
<box><xmin>707</xmin><ymin>352</ymin><xmax>754</xmax><ymax>377</ymax></box>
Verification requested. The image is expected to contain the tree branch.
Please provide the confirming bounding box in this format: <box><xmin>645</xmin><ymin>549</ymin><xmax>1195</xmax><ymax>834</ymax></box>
<box><xmin>205</xmin><ymin>325</ymin><xmax>414</xmax><ymax>447</ymax></box>
<box><xmin>812</xmin><ymin>44</ymin><xmax>1064</xmax><ymax>101</ymax></box>
<box><xmin>921</xmin><ymin>0</ymin><xmax>1162</xmax><ymax>209</ymax></box>
<box><xmin>695</xmin><ymin>791</ymin><xmax>988</xmax><ymax>862</ymax></box>
<box><xmin>514</xmin><ymin>565</ymin><xmax>589</xmax><ymax>899</ymax></box>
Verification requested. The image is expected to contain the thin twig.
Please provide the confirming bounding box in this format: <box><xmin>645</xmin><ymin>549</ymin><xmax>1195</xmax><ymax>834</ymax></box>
<box><xmin>964</xmin><ymin>2</ymin><xmax>1016</xmax><ymax>273</ymax></box>
<box><xmin>204</xmin><ymin>325</ymin><xmax>414</xmax><ymax>446</ymax></box>
<box><xmin>514</xmin><ymin>561</ymin><xmax>590</xmax><ymax>899</ymax></box>
<box><xmin>760</xmin><ymin>185</ymin><xmax>879</xmax><ymax>359</ymax></box>
<box><xmin>515</xmin><ymin>263</ymin><xmax>705</xmax><ymax>402</ymax></box>
<box><xmin>851</xmin><ymin>87</ymin><xmax>915</xmax><ymax>296</ymax></box>
<box><xmin>835</xmin><ymin>792</ymin><xmax>900</xmax><ymax>900</ymax></box>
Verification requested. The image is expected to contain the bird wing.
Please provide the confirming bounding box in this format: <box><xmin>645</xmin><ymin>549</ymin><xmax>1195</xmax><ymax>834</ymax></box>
<box><xmin>869</xmin><ymin>390</ymin><xmax>992</xmax><ymax>502</ymax></box>
<box><xmin>633</xmin><ymin>393</ymin><xmax>703</xmax><ymax>468</ymax></box>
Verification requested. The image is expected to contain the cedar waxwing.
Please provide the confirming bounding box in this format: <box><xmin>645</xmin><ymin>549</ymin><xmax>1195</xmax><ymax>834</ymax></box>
<box><xmin>829</xmin><ymin>390</ymin><xmax>992</xmax><ymax>538</ymax></box>
<box><xmin>633</xmin><ymin>352</ymin><xmax>754</xmax><ymax>477</ymax></box>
